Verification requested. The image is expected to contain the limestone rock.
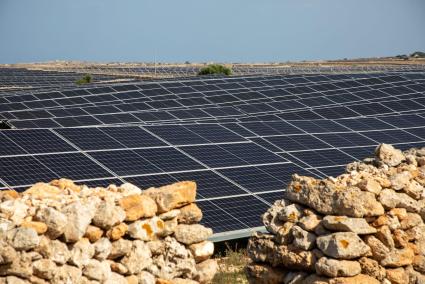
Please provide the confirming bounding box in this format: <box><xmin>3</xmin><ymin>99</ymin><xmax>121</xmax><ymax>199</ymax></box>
<box><xmin>20</xmin><ymin>221</ymin><xmax>47</xmax><ymax>235</ymax></box>
<box><xmin>262</xmin><ymin>200</ymin><xmax>287</xmax><ymax>234</ymax></box>
<box><xmin>178</xmin><ymin>203</ymin><xmax>203</xmax><ymax>224</ymax></box>
<box><xmin>106</xmin><ymin>223</ymin><xmax>127</xmax><ymax>241</ymax></box>
<box><xmin>118</xmin><ymin>194</ymin><xmax>157</xmax><ymax>221</ymax></box>
<box><xmin>34</xmin><ymin>207</ymin><xmax>66</xmax><ymax>239</ymax></box>
<box><xmin>104</xmin><ymin>272</ymin><xmax>127</xmax><ymax>284</ymax></box>
<box><xmin>357</xmin><ymin>179</ymin><xmax>382</xmax><ymax>195</ymax></box>
<box><xmin>108</xmin><ymin>239</ymin><xmax>132</xmax><ymax>260</ymax></box>
<box><xmin>7</xmin><ymin>228</ymin><xmax>39</xmax><ymax>251</ymax></box>
<box><xmin>119</xmin><ymin>183</ymin><xmax>142</xmax><ymax>196</ymax></box>
<box><xmin>174</xmin><ymin>224</ymin><xmax>213</xmax><ymax>245</ymax></box>
<box><xmin>245</xmin><ymin>263</ymin><xmax>286</xmax><ymax>284</ymax></box>
<box><xmin>143</xmin><ymin>181</ymin><xmax>197</xmax><ymax>213</ymax></box>
<box><xmin>92</xmin><ymin>201</ymin><xmax>125</xmax><ymax>230</ymax></box>
<box><xmin>379</xmin><ymin>189</ymin><xmax>420</xmax><ymax>213</ymax></box>
<box><xmin>62</xmin><ymin>202</ymin><xmax>94</xmax><ymax>242</ymax></box>
<box><xmin>195</xmin><ymin>259</ymin><xmax>218</xmax><ymax>284</ymax></box>
<box><xmin>364</xmin><ymin>235</ymin><xmax>390</xmax><ymax>261</ymax></box>
<box><xmin>316</xmin><ymin>232</ymin><xmax>370</xmax><ymax>259</ymax></box>
<box><xmin>386</xmin><ymin>267</ymin><xmax>409</xmax><ymax>284</ymax></box>
<box><xmin>0</xmin><ymin>242</ymin><xmax>18</xmax><ymax>265</ymax></box>
<box><xmin>380</xmin><ymin>247</ymin><xmax>414</xmax><ymax>267</ymax></box>
<box><xmin>322</xmin><ymin>216</ymin><xmax>376</xmax><ymax>234</ymax></box>
<box><xmin>134</xmin><ymin>271</ymin><xmax>155</xmax><ymax>284</ymax></box>
<box><xmin>23</xmin><ymin>183</ymin><xmax>61</xmax><ymax>200</ymax></box>
<box><xmin>32</xmin><ymin>259</ymin><xmax>56</xmax><ymax>280</ymax></box>
<box><xmin>291</xmin><ymin>225</ymin><xmax>316</xmax><ymax>250</ymax></box>
<box><xmin>358</xmin><ymin>257</ymin><xmax>386</xmax><ymax>281</ymax></box>
<box><xmin>188</xmin><ymin>241</ymin><xmax>214</xmax><ymax>263</ymax></box>
<box><xmin>280</xmin><ymin>204</ymin><xmax>303</xmax><ymax>222</ymax></box>
<box><xmin>84</xmin><ymin>225</ymin><xmax>104</xmax><ymax>243</ymax></box>
<box><xmin>127</xmin><ymin>217</ymin><xmax>165</xmax><ymax>241</ymax></box>
<box><xmin>68</xmin><ymin>238</ymin><xmax>95</xmax><ymax>268</ymax></box>
<box><xmin>315</xmin><ymin>257</ymin><xmax>361</xmax><ymax>277</ymax></box>
<box><xmin>390</xmin><ymin>171</ymin><xmax>411</xmax><ymax>191</ymax></box>
<box><xmin>93</xmin><ymin>237</ymin><xmax>111</xmax><ymax>261</ymax></box>
<box><xmin>285</xmin><ymin>176</ymin><xmax>384</xmax><ymax>218</ymax></box>
<box><xmin>51</xmin><ymin>265</ymin><xmax>82</xmax><ymax>284</ymax></box>
<box><xmin>0</xmin><ymin>200</ymin><xmax>28</xmax><ymax>225</ymax></box>
<box><xmin>298</xmin><ymin>213</ymin><xmax>322</xmax><ymax>232</ymax></box>
<box><xmin>82</xmin><ymin>259</ymin><xmax>111</xmax><ymax>282</ymax></box>
<box><xmin>375</xmin><ymin>143</ymin><xmax>405</xmax><ymax>166</ymax></box>
<box><xmin>120</xmin><ymin>240</ymin><xmax>152</xmax><ymax>274</ymax></box>
<box><xmin>36</xmin><ymin>237</ymin><xmax>70</xmax><ymax>265</ymax></box>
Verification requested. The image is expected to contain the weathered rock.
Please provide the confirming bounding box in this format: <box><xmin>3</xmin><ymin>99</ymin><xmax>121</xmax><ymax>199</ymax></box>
<box><xmin>0</xmin><ymin>252</ymin><xmax>33</xmax><ymax>279</ymax></box>
<box><xmin>280</xmin><ymin>204</ymin><xmax>303</xmax><ymax>222</ymax></box>
<box><xmin>400</xmin><ymin>212</ymin><xmax>423</xmax><ymax>230</ymax></box>
<box><xmin>390</xmin><ymin>171</ymin><xmax>411</xmax><ymax>191</ymax></box>
<box><xmin>34</xmin><ymin>207</ymin><xmax>66</xmax><ymax>239</ymax></box>
<box><xmin>285</xmin><ymin>176</ymin><xmax>384</xmax><ymax>218</ymax></box>
<box><xmin>6</xmin><ymin>228</ymin><xmax>39</xmax><ymax>251</ymax></box>
<box><xmin>134</xmin><ymin>271</ymin><xmax>155</xmax><ymax>284</ymax></box>
<box><xmin>104</xmin><ymin>272</ymin><xmax>127</xmax><ymax>284</ymax></box>
<box><xmin>386</xmin><ymin>267</ymin><xmax>409</xmax><ymax>284</ymax></box>
<box><xmin>404</xmin><ymin>180</ymin><xmax>425</xmax><ymax>199</ymax></box>
<box><xmin>379</xmin><ymin>189</ymin><xmax>420</xmax><ymax>213</ymax></box>
<box><xmin>108</xmin><ymin>239</ymin><xmax>132</xmax><ymax>260</ymax></box>
<box><xmin>0</xmin><ymin>200</ymin><xmax>28</xmax><ymax>225</ymax></box>
<box><xmin>119</xmin><ymin>183</ymin><xmax>142</xmax><ymax>196</ymax></box>
<box><xmin>36</xmin><ymin>237</ymin><xmax>70</xmax><ymax>265</ymax></box>
<box><xmin>357</xmin><ymin>179</ymin><xmax>382</xmax><ymax>195</ymax></box>
<box><xmin>315</xmin><ymin>257</ymin><xmax>361</xmax><ymax>277</ymax></box>
<box><xmin>0</xmin><ymin>242</ymin><xmax>18</xmax><ymax>265</ymax></box>
<box><xmin>120</xmin><ymin>240</ymin><xmax>152</xmax><ymax>274</ymax></box>
<box><xmin>322</xmin><ymin>216</ymin><xmax>376</xmax><ymax>234</ymax></box>
<box><xmin>92</xmin><ymin>201</ymin><xmax>125</xmax><ymax>230</ymax></box>
<box><xmin>84</xmin><ymin>225</ymin><xmax>104</xmax><ymax>243</ymax></box>
<box><xmin>20</xmin><ymin>221</ymin><xmax>47</xmax><ymax>235</ymax></box>
<box><xmin>375</xmin><ymin>226</ymin><xmax>395</xmax><ymax>249</ymax></box>
<box><xmin>174</xmin><ymin>224</ymin><xmax>213</xmax><ymax>245</ymax></box>
<box><xmin>195</xmin><ymin>259</ymin><xmax>218</xmax><ymax>284</ymax></box>
<box><xmin>106</xmin><ymin>223</ymin><xmax>127</xmax><ymax>241</ymax></box>
<box><xmin>127</xmin><ymin>217</ymin><xmax>165</xmax><ymax>241</ymax></box>
<box><xmin>275</xmin><ymin>222</ymin><xmax>295</xmax><ymax>245</ymax></box>
<box><xmin>93</xmin><ymin>237</ymin><xmax>111</xmax><ymax>261</ymax></box>
<box><xmin>82</xmin><ymin>259</ymin><xmax>111</xmax><ymax>282</ymax></box>
<box><xmin>23</xmin><ymin>183</ymin><xmax>62</xmax><ymax>200</ymax></box>
<box><xmin>364</xmin><ymin>235</ymin><xmax>390</xmax><ymax>261</ymax></box>
<box><xmin>358</xmin><ymin>257</ymin><xmax>386</xmax><ymax>281</ymax></box>
<box><xmin>177</xmin><ymin>203</ymin><xmax>203</xmax><ymax>224</ymax></box>
<box><xmin>375</xmin><ymin>143</ymin><xmax>405</xmax><ymax>166</ymax></box>
<box><xmin>316</xmin><ymin>232</ymin><xmax>370</xmax><ymax>259</ymax></box>
<box><xmin>380</xmin><ymin>247</ymin><xmax>414</xmax><ymax>267</ymax></box>
<box><xmin>291</xmin><ymin>225</ymin><xmax>316</xmax><ymax>250</ymax></box>
<box><xmin>62</xmin><ymin>202</ymin><xmax>94</xmax><ymax>242</ymax></box>
<box><xmin>276</xmin><ymin>244</ymin><xmax>318</xmax><ymax>271</ymax></box>
<box><xmin>413</xmin><ymin>255</ymin><xmax>425</xmax><ymax>273</ymax></box>
<box><xmin>68</xmin><ymin>238</ymin><xmax>95</xmax><ymax>268</ymax></box>
<box><xmin>298</xmin><ymin>213</ymin><xmax>322</xmax><ymax>232</ymax></box>
<box><xmin>143</xmin><ymin>181</ymin><xmax>197</xmax><ymax>213</ymax></box>
<box><xmin>51</xmin><ymin>265</ymin><xmax>82</xmax><ymax>284</ymax></box>
<box><xmin>245</xmin><ymin>263</ymin><xmax>286</xmax><ymax>284</ymax></box>
<box><xmin>118</xmin><ymin>194</ymin><xmax>157</xmax><ymax>221</ymax></box>
<box><xmin>188</xmin><ymin>241</ymin><xmax>214</xmax><ymax>263</ymax></box>
<box><xmin>262</xmin><ymin>200</ymin><xmax>287</xmax><ymax>234</ymax></box>
<box><xmin>32</xmin><ymin>259</ymin><xmax>56</xmax><ymax>280</ymax></box>
<box><xmin>283</xmin><ymin>271</ymin><xmax>308</xmax><ymax>284</ymax></box>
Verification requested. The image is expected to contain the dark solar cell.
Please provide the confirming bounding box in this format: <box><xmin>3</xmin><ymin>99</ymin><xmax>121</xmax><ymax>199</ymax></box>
<box><xmin>135</xmin><ymin>148</ymin><xmax>205</xmax><ymax>173</ymax></box>
<box><xmin>100</xmin><ymin>126</ymin><xmax>166</xmax><ymax>148</ymax></box>
<box><xmin>57</xmin><ymin>127</ymin><xmax>125</xmax><ymax>150</ymax></box>
<box><xmin>316</xmin><ymin>166</ymin><xmax>346</xmax><ymax>177</ymax></box>
<box><xmin>0</xmin><ymin>133</ymin><xmax>26</xmax><ymax>156</ymax></box>
<box><xmin>218</xmin><ymin>163</ymin><xmax>305</xmax><ymax>193</ymax></box>
<box><xmin>184</xmin><ymin>124</ymin><xmax>245</xmax><ymax>143</ymax></box>
<box><xmin>90</xmin><ymin>150</ymin><xmax>161</xmax><ymax>176</ymax></box>
<box><xmin>3</xmin><ymin>129</ymin><xmax>76</xmax><ymax>154</ymax></box>
<box><xmin>266</xmin><ymin>134</ymin><xmax>331</xmax><ymax>151</ymax></box>
<box><xmin>314</xmin><ymin>133</ymin><xmax>376</xmax><ymax>148</ymax></box>
<box><xmin>294</xmin><ymin>149</ymin><xmax>354</xmax><ymax>167</ymax></box>
<box><xmin>145</xmin><ymin>125</ymin><xmax>209</xmax><ymax>145</ymax></box>
<box><xmin>0</xmin><ymin>156</ymin><xmax>58</xmax><ymax>186</ymax></box>
<box><xmin>37</xmin><ymin>153</ymin><xmax>113</xmax><ymax>180</ymax></box>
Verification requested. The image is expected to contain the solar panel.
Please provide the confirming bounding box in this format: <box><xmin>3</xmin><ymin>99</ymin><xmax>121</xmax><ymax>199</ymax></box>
<box><xmin>2</xmin><ymin>69</ymin><xmax>425</xmax><ymax>240</ymax></box>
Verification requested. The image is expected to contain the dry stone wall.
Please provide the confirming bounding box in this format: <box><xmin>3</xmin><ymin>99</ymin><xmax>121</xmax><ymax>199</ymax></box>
<box><xmin>246</xmin><ymin>144</ymin><xmax>425</xmax><ymax>284</ymax></box>
<box><xmin>0</xmin><ymin>180</ymin><xmax>217</xmax><ymax>284</ymax></box>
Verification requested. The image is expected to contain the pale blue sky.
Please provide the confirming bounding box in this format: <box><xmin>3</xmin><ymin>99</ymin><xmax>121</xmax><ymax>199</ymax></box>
<box><xmin>0</xmin><ymin>0</ymin><xmax>424</xmax><ymax>63</ymax></box>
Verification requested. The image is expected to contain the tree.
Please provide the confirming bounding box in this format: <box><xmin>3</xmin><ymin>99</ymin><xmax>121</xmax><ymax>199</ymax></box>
<box><xmin>198</xmin><ymin>64</ymin><xmax>232</xmax><ymax>76</ymax></box>
<box><xmin>76</xmin><ymin>74</ymin><xmax>93</xmax><ymax>85</ymax></box>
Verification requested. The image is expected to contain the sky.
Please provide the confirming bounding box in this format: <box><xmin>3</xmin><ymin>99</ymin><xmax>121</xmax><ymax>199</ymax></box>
<box><xmin>0</xmin><ymin>0</ymin><xmax>424</xmax><ymax>64</ymax></box>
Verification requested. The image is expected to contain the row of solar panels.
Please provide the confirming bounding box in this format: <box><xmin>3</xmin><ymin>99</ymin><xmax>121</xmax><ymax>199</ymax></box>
<box><xmin>1</xmin><ymin>73</ymin><xmax>424</xmax><ymax>128</ymax></box>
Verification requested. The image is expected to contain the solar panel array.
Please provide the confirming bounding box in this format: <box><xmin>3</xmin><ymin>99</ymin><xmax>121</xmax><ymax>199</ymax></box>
<box><xmin>1</xmin><ymin>67</ymin><xmax>425</xmax><ymax>239</ymax></box>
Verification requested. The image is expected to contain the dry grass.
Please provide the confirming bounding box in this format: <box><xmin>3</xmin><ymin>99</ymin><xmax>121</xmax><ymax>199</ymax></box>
<box><xmin>212</xmin><ymin>244</ymin><xmax>249</xmax><ymax>284</ymax></box>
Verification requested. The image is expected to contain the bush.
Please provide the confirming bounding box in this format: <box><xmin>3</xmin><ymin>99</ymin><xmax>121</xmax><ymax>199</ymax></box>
<box><xmin>411</xmin><ymin>51</ymin><xmax>425</xmax><ymax>58</ymax></box>
<box><xmin>198</xmin><ymin>64</ymin><xmax>232</xmax><ymax>76</ymax></box>
<box><xmin>76</xmin><ymin>74</ymin><xmax>93</xmax><ymax>85</ymax></box>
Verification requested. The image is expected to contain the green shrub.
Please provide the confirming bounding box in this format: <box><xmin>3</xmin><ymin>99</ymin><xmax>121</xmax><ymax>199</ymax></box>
<box><xmin>411</xmin><ymin>51</ymin><xmax>425</xmax><ymax>58</ymax></box>
<box><xmin>76</xmin><ymin>74</ymin><xmax>93</xmax><ymax>85</ymax></box>
<box><xmin>198</xmin><ymin>64</ymin><xmax>232</xmax><ymax>76</ymax></box>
